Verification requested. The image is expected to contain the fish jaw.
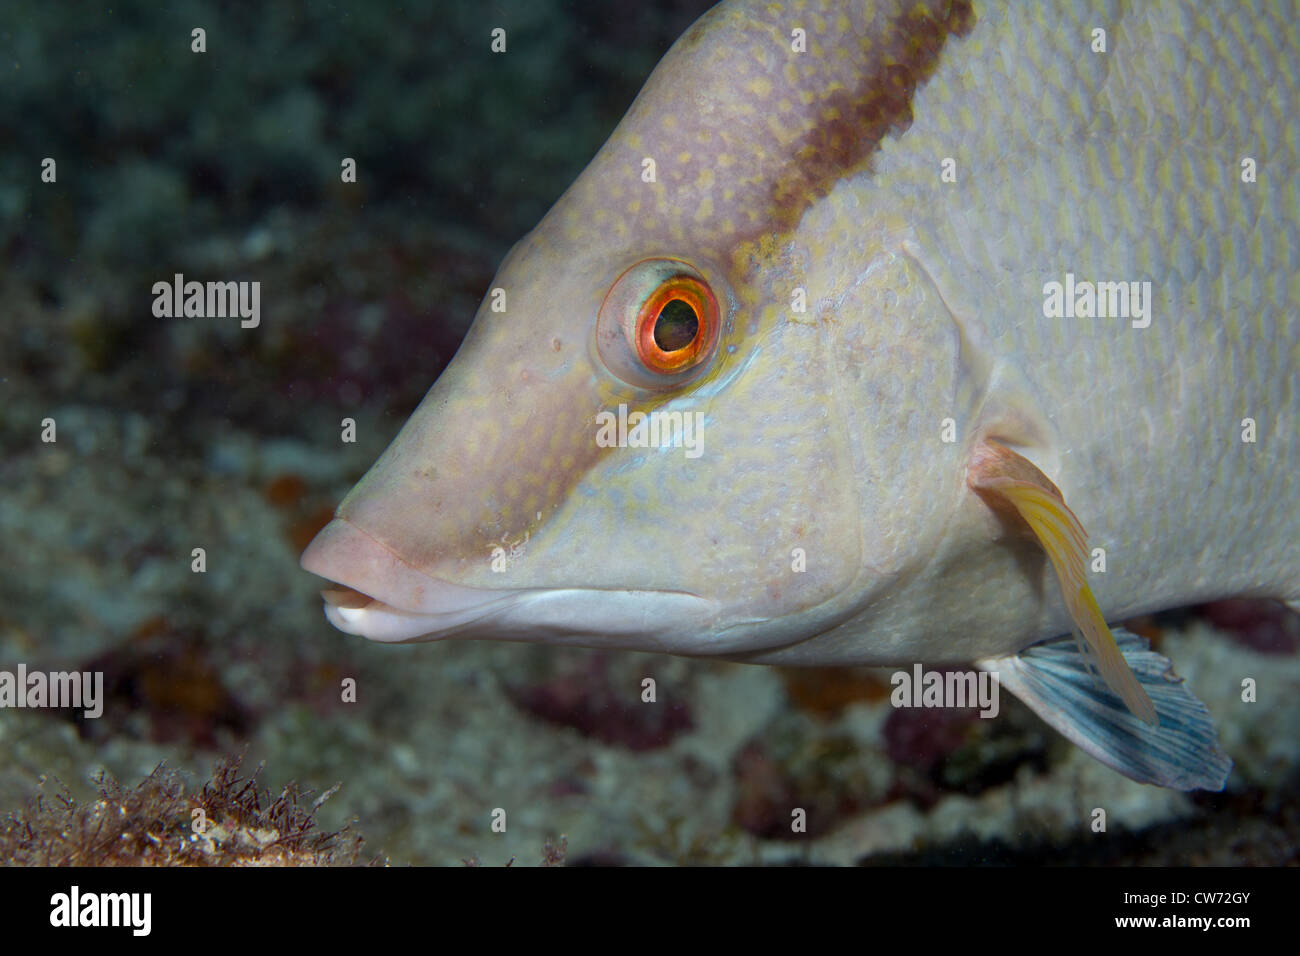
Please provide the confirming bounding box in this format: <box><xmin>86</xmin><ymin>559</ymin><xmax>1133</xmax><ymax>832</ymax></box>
<box><xmin>301</xmin><ymin>516</ymin><xmax>721</xmax><ymax>649</ymax></box>
<box><xmin>301</xmin><ymin>517</ymin><xmax>529</xmax><ymax>641</ymax></box>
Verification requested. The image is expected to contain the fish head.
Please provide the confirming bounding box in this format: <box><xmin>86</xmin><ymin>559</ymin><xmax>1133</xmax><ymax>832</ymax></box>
<box><xmin>301</xmin><ymin>0</ymin><xmax>979</xmax><ymax>659</ymax></box>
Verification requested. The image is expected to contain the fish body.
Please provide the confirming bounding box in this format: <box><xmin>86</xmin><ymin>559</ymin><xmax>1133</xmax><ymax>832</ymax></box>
<box><xmin>303</xmin><ymin>0</ymin><xmax>1299</xmax><ymax>788</ymax></box>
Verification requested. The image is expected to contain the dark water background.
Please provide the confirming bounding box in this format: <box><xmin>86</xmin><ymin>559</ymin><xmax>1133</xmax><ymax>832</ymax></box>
<box><xmin>1</xmin><ymin>0</ymin><xmax>1297</xmax><ymax>865</ymax></box>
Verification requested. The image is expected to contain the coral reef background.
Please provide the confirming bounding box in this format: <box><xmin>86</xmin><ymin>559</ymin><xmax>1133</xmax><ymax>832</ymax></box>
<box><xmin>2</xmin><ymin>0</ymin><xmax>1298</xmax><ymax>865</ymax></box>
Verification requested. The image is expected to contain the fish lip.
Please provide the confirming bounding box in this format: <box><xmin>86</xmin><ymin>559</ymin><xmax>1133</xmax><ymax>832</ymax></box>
<box><xmin>321</xmin><ymin>594</ymin><xmax>518</xmax><ymax>643</ymax></box>
<box><xmin>301</xmin><ymin>517</ymin><xmax>532</xmax><ymax>640</ymax></box>
<box><xmin>301</xmin><ymin>516</ymin><xmax>719</xmax><ymax>646</ymax></box>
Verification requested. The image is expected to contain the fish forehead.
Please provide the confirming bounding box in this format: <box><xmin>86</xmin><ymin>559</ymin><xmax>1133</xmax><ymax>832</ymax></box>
<box><xmin>549</xmin><ymin>0</ymin><xmax>973</xmax><ymax>262</ymax></box>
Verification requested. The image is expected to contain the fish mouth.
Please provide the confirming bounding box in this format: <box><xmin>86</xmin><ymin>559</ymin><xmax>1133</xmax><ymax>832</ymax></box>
<box><xmin>300</xmin><ymin>517</ymin><xmax>719</xmax><ymax>647</ymax></box>
<box><xmin>300</xmin><ymin>517</ymin><xmax>528</xmax><ymax>641</ymax></box>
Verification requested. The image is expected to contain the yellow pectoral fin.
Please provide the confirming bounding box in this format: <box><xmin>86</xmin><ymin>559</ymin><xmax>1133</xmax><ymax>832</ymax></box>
<box><xmin>970</xmin><ymin>443</ymin><xmax>1158</xmax><ymax>726</ymax></box>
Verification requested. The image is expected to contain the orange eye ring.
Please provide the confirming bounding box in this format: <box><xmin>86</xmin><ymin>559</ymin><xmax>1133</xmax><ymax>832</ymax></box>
<box><xmin>633</xmin><ymin>275</ymin><xmax>718</xmax><ymax>374</ymax></box>
<box><xmin>595</xmin><ymin>257</ymin><xmax>724</xmax><ymax>389</ymax></box>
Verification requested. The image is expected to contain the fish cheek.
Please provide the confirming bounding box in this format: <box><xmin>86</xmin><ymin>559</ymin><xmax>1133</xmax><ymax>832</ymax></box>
<box><xmin>826</xmin><ymin>253</ymin><xmax>970</xmax><ymax>588</ymax></box>
<box><xmin>459</xmin><ymin>307</ymin><xmax>862</xmax><ymax>631</ymax></box>
<box><xmin>705</xmin><ymin>316</ymin><xmax>866</xmax><ymax>619</ymax></box>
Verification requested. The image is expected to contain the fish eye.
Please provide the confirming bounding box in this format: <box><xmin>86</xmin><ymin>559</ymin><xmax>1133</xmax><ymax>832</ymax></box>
<box><xmin>652</xmin><ymin>299</ymin><xmax>699</xmax><ymax>353</ymax></box>
<box><xmin>596</xmin><ymin>258</ymin><xmax>721</xmax><ymax>388</ymax></box>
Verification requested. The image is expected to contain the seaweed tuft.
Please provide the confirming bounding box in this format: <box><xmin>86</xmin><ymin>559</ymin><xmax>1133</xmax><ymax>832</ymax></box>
<box><xmin>0</xmin><ymin>753</ymin><xmax>366</xmax><ymax>866</ymax></box>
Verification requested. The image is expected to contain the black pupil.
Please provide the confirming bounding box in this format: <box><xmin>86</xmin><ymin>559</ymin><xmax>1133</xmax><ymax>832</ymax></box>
<box><xmin>653</xmin><ymin>299</ymin><xmax>699</xmax><ymax>352</ymax></box>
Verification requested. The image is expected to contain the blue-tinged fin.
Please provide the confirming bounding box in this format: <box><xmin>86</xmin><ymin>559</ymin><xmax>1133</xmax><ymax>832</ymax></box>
<box><xmin>977</xmin><ymin>629</ymin><xmax>1232</xmax><ymax>791</ymax></box>
<box><xmin>968</xmin><ymin>440</ymin><xmax>1157</xmax><ymax>724</ymax></box>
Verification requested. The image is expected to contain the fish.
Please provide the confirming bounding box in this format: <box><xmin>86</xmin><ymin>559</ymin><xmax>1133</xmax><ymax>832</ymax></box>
<box><xmin>301</xmin><ymin>0</ymin><xmax>1300</xmax><ymax>791</ymax></box>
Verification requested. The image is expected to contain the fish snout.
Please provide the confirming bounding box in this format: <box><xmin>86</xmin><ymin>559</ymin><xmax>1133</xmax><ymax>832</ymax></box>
<box><xmin>300</xmin><ymin>517</ymin><xmax>527</xmax><ymax>642</ymax></box>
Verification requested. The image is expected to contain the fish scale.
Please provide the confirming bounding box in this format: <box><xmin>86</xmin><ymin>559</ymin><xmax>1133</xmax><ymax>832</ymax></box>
<box><xmin>304</xmin><ymin>0</ymin><xmax>1297</xmax><ymax>788</ymax></box>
